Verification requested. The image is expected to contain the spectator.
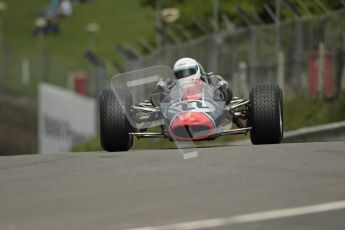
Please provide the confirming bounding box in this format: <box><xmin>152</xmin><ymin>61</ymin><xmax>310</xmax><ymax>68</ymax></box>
<box><xmin>59</xmin><ymin>0</ymin><xmax>73</xmax><ymax>18</ymax></box>
<box><xmin>33</xmin><ymin>17</ymin><xmax>48</xmax><ymax>36</ymax></box>
<box><xmin>47</xmin><ymin>0</ymin><xmax>60</xmax><ymax>16</ymax></box>
<box><xmin>45</xmin><ymin>0</ymin><xmax>60</xmax><ymax>34</ymax></box>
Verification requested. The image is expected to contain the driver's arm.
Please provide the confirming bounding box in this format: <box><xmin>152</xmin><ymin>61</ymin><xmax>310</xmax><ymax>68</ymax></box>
<box><xmin>210</xmin><ymin>75</ymin><xmax>232</xmax><ymax>105</ymax></box>
<box><xmin>151</xmin><ymin>78</ymin><xmax>175</xmax><ymax>106</ymax></box>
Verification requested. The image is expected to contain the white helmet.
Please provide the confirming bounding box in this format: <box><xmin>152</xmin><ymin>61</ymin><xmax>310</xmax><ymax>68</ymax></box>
<box><xmin>173</xmin><ymin>57</ymin><xmax>202</xmax><ymax>80</ymax></box>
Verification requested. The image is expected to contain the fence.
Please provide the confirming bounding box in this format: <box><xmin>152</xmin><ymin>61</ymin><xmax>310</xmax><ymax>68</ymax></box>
<box><xmin>0</xmin><ymin>41</ymin><xmax>105</xmax><ymax>97</ymax></box>
<box><xmin>126</xmin><ymin>9</ymin><xmax>345</xmax><ymax>98</ymax></box>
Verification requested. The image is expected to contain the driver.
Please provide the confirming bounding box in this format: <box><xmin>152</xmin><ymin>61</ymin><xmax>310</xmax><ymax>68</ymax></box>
<box><xmin>151</xmin><ymin>57</ymin><xmax>232</xmax><ymax>106</ymax></box>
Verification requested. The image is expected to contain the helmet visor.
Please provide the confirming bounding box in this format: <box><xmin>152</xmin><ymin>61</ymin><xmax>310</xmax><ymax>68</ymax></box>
<box><xmin>174</xmin><ymin>66</ymin><xmax>198</xmax><ymax>79</ymax></box>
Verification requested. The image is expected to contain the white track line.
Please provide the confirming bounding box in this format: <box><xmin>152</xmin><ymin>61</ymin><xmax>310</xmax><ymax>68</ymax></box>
<box><xmin>123</xmin><ymin>200</ymin><xmax>345</xmax><ymax>230</ymax></box>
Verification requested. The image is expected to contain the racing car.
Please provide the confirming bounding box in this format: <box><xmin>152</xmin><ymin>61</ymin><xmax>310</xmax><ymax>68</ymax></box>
<box><xmin>99</xmin><ymin>65</ymin><xmax>283</xmax><ymax>152</ymax></box>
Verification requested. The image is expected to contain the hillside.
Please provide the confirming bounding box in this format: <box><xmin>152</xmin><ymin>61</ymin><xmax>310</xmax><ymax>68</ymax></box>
<box><xmin>4</xmin><ymin>0</ymin><xmax>155</xmax><ymax>61</ymax></box>
<box><xmin>0</xmin><ymin>0</ymin><xmax>155</xmax><ymax>95</ymax></box>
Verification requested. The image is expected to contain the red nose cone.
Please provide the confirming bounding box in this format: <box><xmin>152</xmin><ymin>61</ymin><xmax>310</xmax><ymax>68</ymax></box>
<box><xmin>170</xmin><ymin>112</ymin><xmax>216</xmax><ymax>141</ymax></box>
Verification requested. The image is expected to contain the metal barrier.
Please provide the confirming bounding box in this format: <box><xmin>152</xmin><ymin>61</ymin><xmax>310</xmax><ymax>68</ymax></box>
<box><xmin>283</xmin><ymin>120</ymin><xmax>345</xmax><ymax>143</ymax></box>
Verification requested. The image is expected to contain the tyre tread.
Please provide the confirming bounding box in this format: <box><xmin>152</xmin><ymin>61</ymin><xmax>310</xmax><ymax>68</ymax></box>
<box><xmin>249</xmin><ymin>83</ymin><xmax>283</xmax><ymax>144</ymax></box>
<box><xmin>100</xmin><ymin>88</ymin><xmax>133</xmax><ymax>151</ymax></box>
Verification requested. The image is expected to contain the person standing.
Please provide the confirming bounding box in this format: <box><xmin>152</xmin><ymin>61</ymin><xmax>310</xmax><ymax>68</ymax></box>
<box><xmin>46</xmin><ymin>0</ymin><xmax>60</xmax><ymax>34</ymax></box>
<box><xmin>59</xmin><ymin>0</ymin><xmax>73</xmax><ymax>18</ymax></box>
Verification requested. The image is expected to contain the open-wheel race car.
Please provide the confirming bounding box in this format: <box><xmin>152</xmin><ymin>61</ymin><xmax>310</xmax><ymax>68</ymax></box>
<box><xmin>99</xmin><ymin>65</ymin><xmax>283</xmax><ymax>152</ymax></box>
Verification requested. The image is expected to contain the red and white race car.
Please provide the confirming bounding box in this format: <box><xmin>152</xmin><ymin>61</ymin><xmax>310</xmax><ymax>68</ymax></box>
<box><xmin>99</xmin><ymin>66</ymin><xmax>283</xmax><ymax>152</ymax></box>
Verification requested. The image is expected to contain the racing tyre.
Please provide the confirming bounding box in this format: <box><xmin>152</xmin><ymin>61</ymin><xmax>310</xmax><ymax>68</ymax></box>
<box><xmin>100</xmin><ymin>88</ymin><xmax>133</xmax><ymax>151</ymax></box>
<box><xmin>249</xmin><ymin>83</ymin><xmax>283</xmax><ymax>145</ymax></box>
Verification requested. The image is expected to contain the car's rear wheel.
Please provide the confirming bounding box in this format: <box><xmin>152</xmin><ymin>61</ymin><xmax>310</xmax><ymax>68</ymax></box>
<box><xmin>248</xmin><ymin>83</ymin><xmax>283</xmax><ymax>144</ymax></box>
<box><xmin>100</xmin><ymin>88</ymin><xmax>133</xmax><ymax>151</ymax></box>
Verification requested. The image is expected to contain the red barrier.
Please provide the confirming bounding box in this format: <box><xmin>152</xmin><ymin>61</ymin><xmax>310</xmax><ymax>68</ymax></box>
<box><xmin>73</xmin><ymin>72</ymin><xmax>87</xmax><ymax>96</ymax></box>
<box><xmin>308</xmin><ymin>51</ymin><xmax>333</xmax><ymax>97</ymax></box>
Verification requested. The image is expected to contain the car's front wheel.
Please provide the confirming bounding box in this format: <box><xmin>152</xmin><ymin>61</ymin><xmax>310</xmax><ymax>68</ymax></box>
<box><xmin>99</xmin><ymin>88</ymin><xmax>133</xmax><ymax>151</ymax></box>
<box><xmin>248</xmin><ymin>83</ymin><xmax>283</xmax><ymax>145</ymax></box>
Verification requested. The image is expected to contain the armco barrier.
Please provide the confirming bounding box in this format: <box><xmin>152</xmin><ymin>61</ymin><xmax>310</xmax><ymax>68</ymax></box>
<box><xmin>283</xmin><ymin>121</ymin><xmax>345</xmax><ymax>143</ymax></box>
<box><xmin>230</xmin><ymin>121</ymin><xmax>345</xmax><ymax>145</ymax></box>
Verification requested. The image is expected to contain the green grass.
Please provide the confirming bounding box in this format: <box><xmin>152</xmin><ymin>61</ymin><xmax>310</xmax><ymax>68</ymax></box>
<box><xmin>4</xmin><ymin>0</ymin><xmax>155</xmax><ymax>60</ymax></box>
<box><xmin>1</xmin><ymin>0</ymin><xmax>155</xmax><ymax>95</ymax></box>
<box><xmin>284</xmin><ymin>94</ymin><xmax>345</xmax><ymax>131</ymax></box>
<box><xmin>72</xmin><ymin>93</ymin><xmax>345</xmax><ymax>152</ymax></box>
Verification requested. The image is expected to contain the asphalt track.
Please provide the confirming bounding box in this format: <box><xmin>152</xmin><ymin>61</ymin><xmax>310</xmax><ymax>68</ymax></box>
<box><xmin>1</xmin><ymin>141</ymin><xmax>345</xmax><ymax>230</ymax></box>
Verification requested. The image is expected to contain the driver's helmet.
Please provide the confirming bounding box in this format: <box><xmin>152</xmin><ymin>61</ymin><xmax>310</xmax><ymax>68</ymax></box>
<box><xmin>173</xmin><ymin>57</ymin><xmax>202</xmax><ymax>82</ymax></box>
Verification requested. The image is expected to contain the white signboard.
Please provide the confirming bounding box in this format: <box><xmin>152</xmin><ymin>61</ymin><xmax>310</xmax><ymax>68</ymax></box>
<box><xmin>38</xmin><ymin>83</ymin><xmax>97</xmax><ymax>154</ymax></box>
